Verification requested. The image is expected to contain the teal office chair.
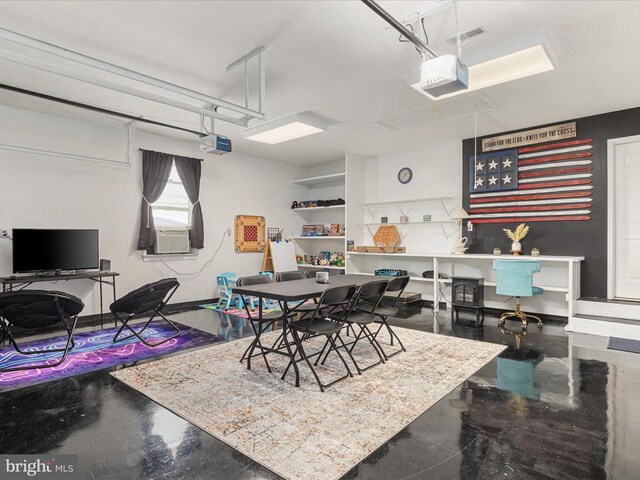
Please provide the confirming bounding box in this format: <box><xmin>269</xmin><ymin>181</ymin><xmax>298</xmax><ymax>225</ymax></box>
<box><xmin>493</xmin><ymin>260</ymin><xmax>544</xmax><ymax>329</ymax></box>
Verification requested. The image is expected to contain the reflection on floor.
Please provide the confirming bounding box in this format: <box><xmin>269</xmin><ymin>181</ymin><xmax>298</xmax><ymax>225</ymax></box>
<box><xmin>1</xmin><ymin>307</ymin><xmax>639</xmax><ymax>480</ymax></box>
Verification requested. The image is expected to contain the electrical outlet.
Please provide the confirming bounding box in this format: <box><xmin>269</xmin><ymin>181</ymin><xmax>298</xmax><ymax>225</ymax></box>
<box><xmin>226</xmin><ymin>228</ymin><xmax>232</xmax><ymax>237</ymax></box>
<box><xmin>1</xmin><ymin>229</ymin><xmax>8</xmax><ymax>238</ymax></box>
<box><xmin>467</xmin><ymin>220</ymin><xmax>473</xmax><ymax>232</ymax></box>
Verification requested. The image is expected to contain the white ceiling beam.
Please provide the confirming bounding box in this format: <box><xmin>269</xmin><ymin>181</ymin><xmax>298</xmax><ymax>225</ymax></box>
<box><xmin>0</xmin><ymin>49</ymin><xmax>249</xmax><ymax>126</ymax></box>
<box><xmin>0</xmin><ymin>26</ymin><xmax>265</xmax><ymax>120</ymax></box>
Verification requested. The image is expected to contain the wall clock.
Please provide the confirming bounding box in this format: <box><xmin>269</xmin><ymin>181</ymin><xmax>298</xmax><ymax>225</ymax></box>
<box><xmin>398</xmin><ymin>167</ymin><xmax>413</xmax><ymax>184</ymax></box>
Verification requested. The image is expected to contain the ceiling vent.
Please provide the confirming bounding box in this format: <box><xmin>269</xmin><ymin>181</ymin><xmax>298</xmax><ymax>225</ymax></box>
<box><xmin>447</xmin><ymin>26</ymin><xmax>485</xmax><ymax>45</ymax></box>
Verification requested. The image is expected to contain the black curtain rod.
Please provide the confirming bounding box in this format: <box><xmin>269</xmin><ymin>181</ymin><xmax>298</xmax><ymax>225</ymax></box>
<box><xmin>138</xmin><ymin>148</ymin><xmax>203</xmax><ymax>162</ymax></box>
<box><xmin>0</xmin><ymin>83</ymin><xmax>206</xmax><ymax>138</ymax></box>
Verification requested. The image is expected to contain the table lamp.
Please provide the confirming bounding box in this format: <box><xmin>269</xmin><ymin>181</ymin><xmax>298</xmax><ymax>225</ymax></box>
<box><xmin>450</xmin><ymin>207</ymin><xmax>470</xmax><ymax>254</ymax></box>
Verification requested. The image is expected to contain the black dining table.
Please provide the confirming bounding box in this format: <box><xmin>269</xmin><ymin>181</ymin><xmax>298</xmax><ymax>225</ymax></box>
<box><xmin>232</xmin><ymin>274</ymin><xmax>387</xmax><ymax>387</ymax></box>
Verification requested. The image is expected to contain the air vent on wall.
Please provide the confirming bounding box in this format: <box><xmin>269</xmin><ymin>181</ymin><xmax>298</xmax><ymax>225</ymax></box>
<box><xmin>447</xmin><ymin>26</ymin><xmax>485</xmax><ymax>44</ymax></box>
<box><xmin>373</xmin><ymin>120</ymin><xmax>399</xmax><ymax>131</ymax></box>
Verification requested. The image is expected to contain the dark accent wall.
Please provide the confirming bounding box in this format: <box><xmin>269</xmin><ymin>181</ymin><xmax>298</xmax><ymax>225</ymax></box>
<box><xmin>462</xmin><ymin>106</ymin><xmax>640</xmax><ymax>298</ymax></box>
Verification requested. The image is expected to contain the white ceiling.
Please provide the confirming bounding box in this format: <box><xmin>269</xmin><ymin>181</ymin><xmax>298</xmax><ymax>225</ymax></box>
<box><xmin>0</xmin><ymin>0</ymin><xmax>639</xmax><ymax>165</ymax></box>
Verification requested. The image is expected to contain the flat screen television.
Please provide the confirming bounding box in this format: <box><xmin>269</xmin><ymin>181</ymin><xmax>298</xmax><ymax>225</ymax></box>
<box><xmin>12</xmin><ymin>229</ymin><xmax>99</xmax><ymax>274</ymax></box>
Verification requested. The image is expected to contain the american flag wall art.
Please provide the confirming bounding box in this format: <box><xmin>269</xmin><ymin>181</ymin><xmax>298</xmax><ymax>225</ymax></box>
<box><xmin>468</xmin><ymin>138</ymin><xmax>594</xmax><ymax>224</ymax></box>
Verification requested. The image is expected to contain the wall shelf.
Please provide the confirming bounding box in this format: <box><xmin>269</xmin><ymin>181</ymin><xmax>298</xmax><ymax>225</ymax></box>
<box><xmin>356</xmin><ymin>272</ymin><xmax>451</xmax><ymax>284</ymax></box>
<box><xmin>291</xmin><ymin>236</ymin><xmax>345</xmax><ymax>240</ymax></box>
<box><xmin>292</xmin><ymin>172</ymin><xmax>345</xmax><ymax>188</ymax></box>
<box><xmin>291</xmin><ymin>205</ymin><xmax>346</xmax><ymax>213</ymax></box>
<box><xmin>363</xmin><ymin>196</ymin><xmax>453</xmax><ymax>207</ymax></box>
<box><xmin>297</xmin><ymin>264</ymin><xmax>345</xmax><ymax>270</ymax></box>
<box><xmin>347</xmin><ymin>252</ymin><xmax>585</xmax><ymax>263</ymax></box>
<box><xmin>347</xmin><ymin>252</ymin><xmax>579</xmax><ymax>317</ymax></box>
<box><xmin>364</xmin><ymin>221</ymin><xmax>453</xmax><ymax>226</ymax></box>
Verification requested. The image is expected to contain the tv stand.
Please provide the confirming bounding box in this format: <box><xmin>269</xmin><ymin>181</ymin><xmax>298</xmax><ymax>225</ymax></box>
<box><xmin>1</xmin><ymin>271</ymin><xmax>119</xmax><ymax>328</ymax></box>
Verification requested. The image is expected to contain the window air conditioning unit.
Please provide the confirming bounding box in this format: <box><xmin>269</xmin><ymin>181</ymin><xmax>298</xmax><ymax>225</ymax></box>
<box><xmin>155</xmin><ymin>229</ymin><xmax>191</xmax><ymax>254</ymax></box>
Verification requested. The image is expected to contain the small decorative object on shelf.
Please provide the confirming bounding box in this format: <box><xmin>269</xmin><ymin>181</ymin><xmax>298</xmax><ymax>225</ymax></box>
<box><xmin>329</xmin><ymin>224</ymin><xmax>345</xmax><ymax>236</ymax></box>
<box><xmin>291</xmin><ymin>198</ymin><xmax>345</xmax><ymax>209</ymax></box>
<box><xmin>503</xmin><ymin>223</ymin><xmax>530</xmax><ymax>256</ymax></box>
<box><xmin>329</xmin><ymin>252</ymin><xmax>345</xmax><ymax>267</ymax></box>
<box><xmin>381</xmin><ymin>216</ymin><xmax>388</xmax><ymax>224</ymax></box>
<box><xmin>399</xmin><ymin>215</ymin><xmax>408</xmax><ymax>223</ymax></box>
<box><xmin>423</xmin><ymin>214</ymin><xmax>431</xmax><ymax>222</ymax></box>
<box><xmin>356</xmin><ymin>246</ymin><xmax>406</xmax><ymax>253</ymax></box>
<box><xmin>267</xmin><ymin>228</ymin><xmax>282</xmax><ymax>242</ymax></box>
<box><xmin>315</xmin><ymin>271</ymin><xmax>329</xmax><ymax>284</ymax></box>
<box><xmin>296</xmin><ymin>255</ymin><xmax>303</xmax><ymax>265</ymax></box>
<box><xmin>318</xmin><ymin>251</ymin><xmax>331</xmax><ymax>266</ymax></box>
<box><xmin>450</xmin><ymin>207</ymin><xmax>470</xmax><ymax>255</ymax></box>
<box><xmin>347</xmin><ymin>240</ymin><xmax>355</xmax><ymax>252</ymax></box>
<box><xmin>375</xmin><ymin>269</ymin><xmax>408</xmax><ymax>277</ymax></box>
<box><xmin>531</xmin><ymin>247</ymin><xmax>540</xmax><ymax>257</ymax></box>
<box><xmin>493</xmin><ymin>247</ymin><xmax>502</xmax><ymax>256</ymax></box>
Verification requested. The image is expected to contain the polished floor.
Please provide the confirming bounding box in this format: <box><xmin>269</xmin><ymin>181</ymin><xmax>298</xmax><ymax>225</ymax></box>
<box><xmin>1</xmin><ymin>307</ymin><xmax>639</xmax><ymax>480</ymax></box>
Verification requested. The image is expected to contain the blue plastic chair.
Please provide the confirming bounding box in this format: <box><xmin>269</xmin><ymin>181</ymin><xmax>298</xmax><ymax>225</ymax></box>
<box><xmin>493</xmin><ymin>260</ymin><xmax>544</xmax><ymax>329</ymax></box>
<box><xmin>215</xmin><ymin>272</ymin><xmax>244</xmax><ymax>310</ymax></box>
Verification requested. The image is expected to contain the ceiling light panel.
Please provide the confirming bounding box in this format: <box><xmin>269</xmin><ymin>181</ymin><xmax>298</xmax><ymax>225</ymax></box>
<box><xmin>243</xmin><ymin>112</ymin><xmax>327</xmax><ymax>145</ymax></box>
<box><xmin>410</xmin><ymin>32</ymin><xmax>555</xmax><ymax>101</ymax></box>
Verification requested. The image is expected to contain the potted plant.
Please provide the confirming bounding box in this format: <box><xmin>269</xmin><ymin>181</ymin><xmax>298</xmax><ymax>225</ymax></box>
<box><xmin>531</xmin><ymin>247</ymin><xmax>540</xmax><ymax>257</ymax></box>
<box><xmin>503</xmin><ymin>224</ymin><xmax>530</xmax><ymax>256</ymax></box>
<box><xmin>493</xmin><ymin>247</ymin><xmax>502</xmax><ymax>256</ymax></box>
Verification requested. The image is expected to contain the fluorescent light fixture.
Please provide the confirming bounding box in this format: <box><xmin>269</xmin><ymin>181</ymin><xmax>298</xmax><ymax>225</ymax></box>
<box><xmin>243</xmin><ymin>112</ymin><xmax>327</xmax><ymax>144</ymax></box>
<box><xmin>410</xmin><ymin>32</ymin><xmax>555</xmax><ymax>100</ymax></box>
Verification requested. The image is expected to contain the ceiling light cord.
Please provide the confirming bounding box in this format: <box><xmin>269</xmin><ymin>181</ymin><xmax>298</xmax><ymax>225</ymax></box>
<box><xmin>453</xmin><ymin>0</ymin><xmax>463</xmax><ymax>58</ymax></box>
<box><xmin>473</xmin><ymin>108</ymin><xmax>478</xmax><ymax>185</ymax></box>
<box><xmin>399</xmin><ymin>17</ymin><xmax>430</xmax><ymax>58</ymax></box>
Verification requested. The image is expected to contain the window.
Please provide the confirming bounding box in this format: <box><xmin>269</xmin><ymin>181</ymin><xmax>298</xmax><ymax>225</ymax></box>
<box><xmin>152</xmin><ymin>163</ymin><xmax>191</xmax><ymax>228</ymax></box>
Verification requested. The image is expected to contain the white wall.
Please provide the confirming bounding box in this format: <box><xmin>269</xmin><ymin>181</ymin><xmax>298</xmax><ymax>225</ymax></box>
<box><xmin>362</xmin><ymin>142</ymin><xmax>462</xmax><ymax>252</ymax></box>
<box><xmin>0</xmin><ymin>105</ymin><xmax>300</xmax><ymax>315</ymax></box>
<box><xmin>350</xmin><ymin>141</ymin><xmax>574</xmax><ymax>316</ymax></box>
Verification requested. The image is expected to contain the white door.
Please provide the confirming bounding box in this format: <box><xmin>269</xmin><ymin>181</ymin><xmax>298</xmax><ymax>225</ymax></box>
<box><xmin>613</xmin><ymin>139</ymin><xmax>640</xmax><ymax>300</ymax></box>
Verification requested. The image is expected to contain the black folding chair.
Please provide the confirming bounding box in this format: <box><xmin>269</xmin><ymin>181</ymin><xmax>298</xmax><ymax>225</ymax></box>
<box><xmin>276</xmin><ymin>270</ymin><xmax>321</xmax><ymax>321</ymax></box>
<box><xmin>324</xmin><ymin>279</ymin><xmax>389</xmax><ymax>374</ymax></box>
<box><xmin>359</xmin><ymin>276</ymin><xmax>409</xmax><ymax>359</ymax></box>
<box><xmin>111</xmin><ymin>278</ymin><xmax>180</xmax><ymax>347</ymax></box>
<box><xmin>284</xmin><ymin>284</ymin><xmax>358</xmax><ymax>392</ymax></box>
<box><xmin>0</xmin><ymin>290</ymin><xmax>84</xmax><ymax>372</ymax></box>
<box><xmin>275</xmin><ymin>271</ymin><xmax>306</xmax><ymax>282</ymax></box>
<box><xmin>237</xmin><ymin>275</ymin><xmax>285</xmax><ymax>372</ymax></box>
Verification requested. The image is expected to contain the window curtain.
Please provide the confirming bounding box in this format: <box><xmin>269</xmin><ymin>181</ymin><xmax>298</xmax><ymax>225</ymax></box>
<box><xmin>137</xmin><ymin>150</ymin><xmax>174</xmax><ymax>250</ymax></box>
<box><xmin>175</xmin><ymin>155</ymin><xmax>204</xmax><ymax>248</ymax></box>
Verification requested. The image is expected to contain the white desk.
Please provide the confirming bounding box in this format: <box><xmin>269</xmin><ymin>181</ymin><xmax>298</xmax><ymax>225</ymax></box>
<box><xmin>346</xmin><ymin>252</ymin><xmax>584</xmax><ymax>318</ymax></box>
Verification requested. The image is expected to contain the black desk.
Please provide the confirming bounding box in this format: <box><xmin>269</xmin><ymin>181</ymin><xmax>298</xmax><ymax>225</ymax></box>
<box><xmin>233</xmin><ymin>274</ymin><xmax>383</xmax><ymax>387</ymax></box>
<box><xmin>1</xmin><ymin>271</ymin><xmax>119</xmax><ymax>328</ymax></box>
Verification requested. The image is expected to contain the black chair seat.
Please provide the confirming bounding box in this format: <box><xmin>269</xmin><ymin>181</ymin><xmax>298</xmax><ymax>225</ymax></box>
<box><xmin>254</xmin><ymin>310</ymin><xmax>284</xmax><ymax>321</ymax></box>
<box><xmin>0</xmin><ymin>290</ymin><xmax>84</xmax><ymax>372</ymax></box>
<box><xmin>358</xmin><ymin>303</ymin><xmax>398</xmax><ymax>317</ymax></box>
<box><xmin>111</xmin><ymin>278</ymin><xmax>180</xmax><ymax>347</ymax></box>
<box><xmin>287</xmin><ymin>303</ymin><xmax>326</xmax><ymax>316</ymax></box>
<box><xmin>282</xmin><ymin>284</ymin><xmax>358</xmax><ymax>392</ymax></box>
<box><xmin>290</xmin><ymin>318</ymin><xmax>343</xmax><ymax>335</ymax></box>
<box><xmin>331</xmin><ymin>310</ymin><xmax>376</xmax><ymax>325</ymax></box>
<box><xmin>294</xmin><ymin>302</ymin><xmax>322</xmax><ymax>311</ymax></box>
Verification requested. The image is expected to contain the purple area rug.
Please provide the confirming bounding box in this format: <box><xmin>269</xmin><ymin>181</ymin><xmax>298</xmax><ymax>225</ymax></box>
<box><xmin>0</xmin><ymin>321</ymin><xmax>221</xmax><ymax>393</ymax></box>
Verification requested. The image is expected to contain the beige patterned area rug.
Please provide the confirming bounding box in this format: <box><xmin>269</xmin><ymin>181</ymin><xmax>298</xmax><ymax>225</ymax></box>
<box><xmin>111</xmin><ymin>326</ymin><xmax>505</xmax><ymax>480</ymax></box>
